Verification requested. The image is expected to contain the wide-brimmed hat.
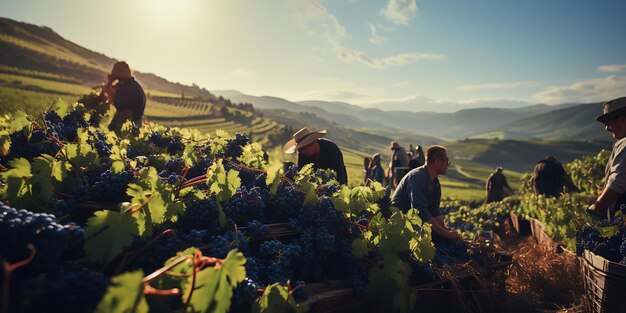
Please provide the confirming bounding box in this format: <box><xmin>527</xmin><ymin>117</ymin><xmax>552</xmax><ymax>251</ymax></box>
<box><xmin>283</xmin><ymin>127</ymin><xmax>327</xmax><ymax>154</ymax></box>
<box><xmin>390</xmin><ymin>141</ymin><xmax>402</xmax><ymax>150</ymax></box>
<box><xmin>372</xmin><ymin>153</ymin><xmax>381</xmax><ymax>161</ymax></box>
<box><xmin>496</xmin><ymin>166</ymin><xmax>503</xmax><ymax>171</ymax></box>
<box><xmin>111</xmin><ymin>61</ymin><xmax>132</xmax><ymax>79</ymax></box>
<box><xmin>596</xmin><ymin>97</ymin><xmax>626</xmax><ymax>124</ymax></box>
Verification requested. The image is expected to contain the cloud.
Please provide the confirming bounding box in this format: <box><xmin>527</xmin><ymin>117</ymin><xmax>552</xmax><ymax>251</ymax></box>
<box><xmin>456</xmin><ymin>81</ymin><xmax>536</xmax><ymax>91</ymax></box>
<box><xmin>334</xmin><ymin>44</ymin><xmax>445</xmax><ymax>69</ymax></box>
<box><xmin>380</xmin><ymin>0</ymin><xmax>417</xmax><ymax>25</ymax></box>
<box><xmin>291</xmin><ymin>0</ymin><xmax>444</xmax><ymax>69</ymax></box>
<box><xmin>598</xmin><ymin>64</ymin><xmax>626</xmax><ymax>73</ymax></box>
<box><xmin>369</xmin><ymin>24</ymin><xmax>386</xmax><ymax>44</ymax></box>
<box><xmin>534</xmin><ymin>75</ymin><xmax>626</xmax><ymax>104</ymax></box>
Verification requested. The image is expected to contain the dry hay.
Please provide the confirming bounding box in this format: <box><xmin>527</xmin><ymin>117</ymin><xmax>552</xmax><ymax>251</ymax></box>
<box><xmin>494</xmin><ymin>221</ymin><xmax>585</xmax><ymax>313</ymax></box>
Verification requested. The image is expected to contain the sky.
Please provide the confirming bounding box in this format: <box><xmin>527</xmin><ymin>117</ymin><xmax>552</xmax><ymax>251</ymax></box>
<box><xmin>1</xmin><ymin>0</ymin><xmax>626</xmax><ymax>112</ymax></box>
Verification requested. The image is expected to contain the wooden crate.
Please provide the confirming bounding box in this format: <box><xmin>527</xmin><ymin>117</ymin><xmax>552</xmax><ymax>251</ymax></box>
<box><xmin>582</xmin><ymin>250</ymin><xmax>626</xmax><ymax>313</ymax></box>
<box><xmin>509</xmin><ymin>212</ymin><xmax>531</xmax><ymax>236</ymax></box>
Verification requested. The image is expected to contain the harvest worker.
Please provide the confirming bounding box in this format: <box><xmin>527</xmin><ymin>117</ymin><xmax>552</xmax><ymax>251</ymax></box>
<box><xmin>391</xmin><ymin>145</ymin><xmax>462</xmax><ymax>242</ymax></box>
<box><xmin>589</xmin><ymin>97</ymin><xmax>626</xmax><ymax>219</ymax></box>
<box><xmin>532</xmin><ymin>156</ymin><xmax>577</xmax><ymax>198</ymax></box>
<box><xmin>388</xmin><ymin>141</ymin><xmax>409</xmax><ymax>187</ymax></box>
<box><xmin>283</xmin><ymin>127</ymin><xmax>348</xmax><ymax>185</ymax></box>
<box><xmin>102</xmin><ymin>61</ymin><xmax>146</xmax><ymax>133</ymax></box>
<box><xmin>485</xmin><ymin>167</ymin><xmax>514</xmax><ymax>203</ymax></box>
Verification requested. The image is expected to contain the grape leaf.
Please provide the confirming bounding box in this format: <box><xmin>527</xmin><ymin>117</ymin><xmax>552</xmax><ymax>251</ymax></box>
<box><xmin>9</xmin><ymin>110</ymin><xmax>30</xmax><ymax>133</ymax></box>
<box><xmin>0</xmin><ymin>130</ymin><xmax>10</xmax><ymax>155</ymax></box>
<box><xmin>237</xmin><ymin>142</ymin><xmax>266</xmax><ymax>169</ymax></box>
<box><xmin>51</xmin><ymin>98</ymin><xmax>70</xmax><ymax>117</ymax></box>
<box><xmin>110</xmin><ymin>146</ymin><xmax>127</xmax><ymax>174</ymax></box>
<box><xmin>251</xmin><ymin>283</ymin><xmax>308</xmax><ymax>313</ymax></box>
<box><xmin>0</xmin><ymin>158</ymin><xmax>32</xmax><ymax>200</ymax></box>
<box><xmin>31</xmin><ymin>154</ymin><xmax>65</xmax><ymax>201</ymax></box>
<box><xmin>184</xmin><ymin>249</ymin><xmax>246</xmax><ymax>313</ymax></box>
<box><xmin>207</xmin><ymin>161</ymin><xmax>240</xmax><ymax>227</ymax></box>
<box><xmin>64</xmin><ymin>139</ymin><xmax>100</xmax><ymax>172</ymax></box>
<box><xmin>85</xmin><ymin>210</ymin><xmax>139</xmax><ymax>264</ymax></box>
<box><xmin>94</xmin><ymin>270</ymin><xmax>148</xmax><ymax>313</ymax></box>
<box><xmin>267</xmin><ymin>168</ymin><xmax>282</xmax><ymax>197</ymax></box>
<box><xmin>352</xmin><ymin>238</ymin><xmax>369</xmax><ymax>258</ymax></box>
<box><xmin>598</xmin><ymin>225</ymin><xmax>619</xmax><ymax>239</ymax></box>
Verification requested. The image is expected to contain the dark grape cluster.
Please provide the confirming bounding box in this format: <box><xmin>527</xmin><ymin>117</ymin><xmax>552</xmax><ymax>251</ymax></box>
<box><xmin>432</xmin><ymin>238</ymin><xmax>470</xmax><ymax>266</ymax></box>
<box><xmin>148</xmin><ymin>131</ymin><xmax>184</xmax><ymax>154</ymax></box>
<box><xmin>246</xmin><ymin>220</ymin><xmax>270</xmax><ymax>238</ymax></box>
<box><xmin>17</xmin><ymin>268</ymin><xmax>109</xmax><ymax>313</ymax></box>
<box><xmin>4</xmin><ymin>130</ymin><xmax>59</xmax><ymax>162</ymax></box>
<box><xmin>223</xmin><ymin>186</ymin><xmax>265</xmax><ymax>225</ymax></box>
<box><xmin>179</xmin><ymin>199</ymin><xmax>221</xmax><ymax>234</ymax></box>
<box><xmin>576</xmin><ymin>216</ymin><xmax>626</xmax><ymax>263</ymax></box>
<box><xmin>89</xmin><ymin>170</ymin><xmax>134</xmax><ymax>203</ymax></box>
<box><xmin>0</xmin><ymin>205</ymin><xmax>85</xmax><ymax>275</ymax></box>
<box><xmin>271</xmin><ymin>184</ymin><xmax>304</xmax><ymax>219</ymax></box>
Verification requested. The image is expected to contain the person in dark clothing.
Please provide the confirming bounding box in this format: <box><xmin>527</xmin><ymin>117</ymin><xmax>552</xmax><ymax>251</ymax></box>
<box><xmin>369</xmin><ymin>153</ymin><xmax>384</xmax><ymax>185</ymax></box>
<box><xmin>391</xmin><ymin>145</ymin><xmax>461</xmax><ymax>242</ymax></box>
<box><xmin>102</xmin><ymin>61</ymin><xmax>146</xmax><ymax>133</ymax></box>
<box><xmin>408</xmin><ymin>145</ymin><xmax>425</xmax><ymax>169</ymax></box>
<box><xmin>486</xmin><ymin>167</ymin><xmax>514</xmax><ymax>203</ymax></box>
<box><xmin>363</xmin><ymin>157</ymin><xmax>372</xmax><ymax>185</ymax></box>
<box><xmin>283</xmin><ymin>128</ymin><xmax>348</xmax><ymax>185</ymax></box>
<box><xmin>532</xmin><ymin>156</ymin><xmax>577</xmax><ymax>198</ymax></box>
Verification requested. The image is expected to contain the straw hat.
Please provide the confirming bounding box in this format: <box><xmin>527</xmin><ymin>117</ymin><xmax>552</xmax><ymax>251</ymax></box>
<box><xmin>283</xmin><ymin>127</ymin><xmax>327</xmax><ymax>154</ymax></box>
<box><xmin>111</xmin><ymin>61</ymin><xmax>132</xmax><ymax>79</ymax></box>
<box><xmin>390</xmin><ymin>141</ymin><xmax>402</xmax><ymax>150</ymax></box>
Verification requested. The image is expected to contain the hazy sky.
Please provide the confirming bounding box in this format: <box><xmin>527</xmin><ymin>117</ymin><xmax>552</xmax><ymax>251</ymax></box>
<box><xmin>1</xmin><ymin>0</ymin><xmax>626</xmax><ymax>110</ymax></box>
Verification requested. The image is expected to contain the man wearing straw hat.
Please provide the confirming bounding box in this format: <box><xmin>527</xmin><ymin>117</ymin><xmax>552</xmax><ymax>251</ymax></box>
<box><xmin>102</xmin><ymin>61</ymin><xmax>146</xmax><ymax>133</ymax></box>
<box><xmin>589</xmin><ymin>97</ymin><xmax>626</xmax><ymax>219</ymax></box>
<box><xmin>283</xmin><ymin>128</ymin><xmax>348</xmax><ymax>185</ymax></box>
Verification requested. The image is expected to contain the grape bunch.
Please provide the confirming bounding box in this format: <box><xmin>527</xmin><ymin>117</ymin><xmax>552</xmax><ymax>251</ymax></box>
<box><xmin>0</xmin><ymin>205</ymin><xmax>85</xmax><ymax>275</ymax></box>
<box><xmin>576</xmin><ymin>216</ymin><xmax>626</xmax><ymax>263</ymax></box>
<box><xmin>223</xmin><ymin>186</ymin><xmax>265</xmax><ymax>225</ymax></box>
<box><xmin>148</xmin><ymin>131</ymin><xmax>185</xmax><ymax>154</ymax></box>
<box><xmin>271</xmin><ymin>184</ymin><xmax>304</xmax><ymax>219</ymax></box>
<box><xmin>89</xmin><ymin>170</ymin><xmax>134</xmax><ymax>203</ymax></box>
<box><xmin>246</xmin><ymin>220</ymin><xmax>270</xmax><ymax>238</ymax></box>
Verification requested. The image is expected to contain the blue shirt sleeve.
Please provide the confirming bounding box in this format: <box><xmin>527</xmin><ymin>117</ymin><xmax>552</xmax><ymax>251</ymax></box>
<box><xmin>408</xmin><ymin>175</ymin><xmax>433</xmax><ymax>222</ymax></box>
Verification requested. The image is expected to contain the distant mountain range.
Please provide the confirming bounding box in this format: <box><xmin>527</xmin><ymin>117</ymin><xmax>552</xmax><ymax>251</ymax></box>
<box><xmin>212</xmin><ymin>89</ymin><xmax>611</xmax><ymax>142</ymax></box>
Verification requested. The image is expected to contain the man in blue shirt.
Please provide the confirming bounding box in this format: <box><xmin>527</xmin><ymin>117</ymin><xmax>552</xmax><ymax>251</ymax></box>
<box><xmin>391</xmin><ymin>145</ymin><xmax>461</xmax><ymax>242</ymax></box>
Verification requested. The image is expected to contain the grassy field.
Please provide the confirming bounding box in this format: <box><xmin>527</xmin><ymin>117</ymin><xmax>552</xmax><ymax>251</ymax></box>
<box><xmin>0</xmin><ymin>70</ymin><xmax>604</xmax><ymax>202</ymax></box>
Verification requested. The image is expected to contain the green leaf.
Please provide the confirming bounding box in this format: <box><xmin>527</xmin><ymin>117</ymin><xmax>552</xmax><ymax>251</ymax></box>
<box><xmin>85</xmin><ymin>210</ymin><xmax>139</xmax><ymax>264</ymax></box>
<box><xmin>0</xmin><ymin>130</ymin><xmax>10</xmax><ymax>155</ymax></box>
<box><xmin>30</xmin><ymin>154</ymin><xmax>65</xmax><ymax>201</ymax></box>
<box><xmin>267</xmin><ymin>168</ymin><xmax>282</xmax><ymax>198</ymax></box>
<box><xmin>237</xmin><ymin>142</ymin><xmax>266</xmax><ymax>169</ymax></box>
<box><xmin>184</xmin><ymin>249</ymin><xmax>247</xmax><ymax>313</ymax></box>
<box><xmin>0</xmin><ymin>158</ymin><xmax>32</xmax><ymax>200</ymax></box>
<box><xmin>94</xmin><ymin>270</ymin><xmax>149</xmax><ymax>313</ymax></box>
<box><xmin>251</xmin><ymin>283</ymin><xmax>308</xmax><ymax>313</ymax></box>
<box><xmin>9</xmin><ymin>110</ymin><xmax>30</xmax><ymax>133</ymax></box>
<box><xmin>109</xmin><ymin>146</ymin><xmax>127</xmax><ymax>174</ymax></box>
<box><xmin>598</xmin><ymin>225</ymin><xmax>620</xmax><ymax>239</ymax></box>
<box><xmin>51</xmin><ymin>98</ymin><xmax>69</xmax><ymax>117</ymax></box>
<box><xmin>352</xmin><ymin>238</ymin><xmax>369</xmax><ymax>258</ymax></box>
<box><xmin>64</xmin><ymin>139</ymin><xmax>100</xmax><ymax>172</ymax></box>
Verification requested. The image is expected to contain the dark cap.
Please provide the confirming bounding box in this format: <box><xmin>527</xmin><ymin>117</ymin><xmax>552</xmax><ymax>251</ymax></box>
<box><xmin>596</xmin><ymin>97</ymin><xmax>626</xmax><ymax>124</ymax></box>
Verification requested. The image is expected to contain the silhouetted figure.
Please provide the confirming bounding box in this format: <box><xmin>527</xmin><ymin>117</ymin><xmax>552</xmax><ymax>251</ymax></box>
<box><xmin>408</xmin><ymin>145</ymin><xmax>425</xmax><ymax>169</ymax></box>
<box><xmin>388</xmin><ymin>141</ymin><xmax>409</xmax><ymax>187</ymax></box>
<box><xmin>486</xmin><ymin>167</ymin><xmax>514</xmax><ymax>203</ymax></box>
<box><xmin>532</xmin><ymin>156</ymin><xmax>576</xmax><ymax>198</ymax></box>
<box><xmin>363</xmin><ymin>157</ymin><xmax>372</xmax><ymax>185</ymax></box>
<box><xmin>102</xmin><ymin>61</ymin><xmax>146</xmax><ymax>133</ymax></box>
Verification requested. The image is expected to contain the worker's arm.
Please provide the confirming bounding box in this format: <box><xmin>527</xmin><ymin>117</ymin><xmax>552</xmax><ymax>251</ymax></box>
<box><xmin>590</xmin><ymin>187</ymin><xmax>621</xmax><ymax>218</ymax></box>
<box><xmin>429</xmin><ymin>216</ymin><xmax>461</xmax><ymax>241</ymax></box>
